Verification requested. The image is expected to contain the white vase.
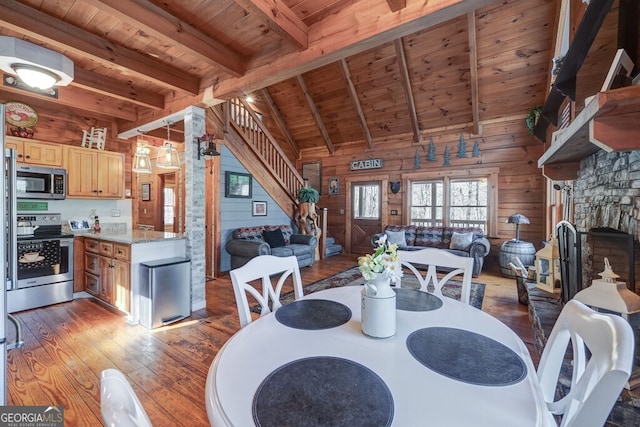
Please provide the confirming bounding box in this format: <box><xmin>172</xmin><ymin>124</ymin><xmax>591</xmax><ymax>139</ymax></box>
<box><xmin>361</xmin><ymin>273</ymin><xmax>396</xmax><ymax>338</ymax></box>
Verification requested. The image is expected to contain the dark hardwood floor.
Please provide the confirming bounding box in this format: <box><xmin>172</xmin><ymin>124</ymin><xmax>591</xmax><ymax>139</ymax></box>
<box><xmin>7</xmin><ymin>254</ymin><xmax>534</xmax><ymax>426</ymax></box>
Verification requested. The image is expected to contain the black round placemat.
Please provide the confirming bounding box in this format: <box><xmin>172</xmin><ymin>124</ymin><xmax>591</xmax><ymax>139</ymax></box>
<box><xmin>275</xmin><ymin>299</ymin><xmax>352</xmax><ymax>330</ymax></box>
<box><xmin>253</xmin><ymin>356</ymin><xmax>394</xmax><ymax>427</ymax></box>
<box><xmin>407</xmin><ymin>327</ymin><xmax>527</xmax><ymax>386</ymax></box>
<box><xmin>394</xmin><ymin>288</ymin><xmax>443</xmax><ymax>311</ymax></box>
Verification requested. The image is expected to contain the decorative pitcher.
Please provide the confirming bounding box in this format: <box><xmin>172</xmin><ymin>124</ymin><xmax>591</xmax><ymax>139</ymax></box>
<box><xmin>361</xmin><ymin>273</ymin><xmax>396</xmax><ymax>338</ymax></box>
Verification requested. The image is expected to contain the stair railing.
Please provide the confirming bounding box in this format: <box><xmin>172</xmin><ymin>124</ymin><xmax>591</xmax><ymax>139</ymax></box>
<box><xmin>220</xmin><ymin>99</ymin><xmax>329</xmax><ymax>258</ymax></box>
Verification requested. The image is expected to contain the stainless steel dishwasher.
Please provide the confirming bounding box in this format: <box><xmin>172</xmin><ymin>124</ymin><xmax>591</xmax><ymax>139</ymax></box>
<box><xmin>139</xmin><ymin>257</ymin><xmax>191</xmax><ymax>329</ymax></box>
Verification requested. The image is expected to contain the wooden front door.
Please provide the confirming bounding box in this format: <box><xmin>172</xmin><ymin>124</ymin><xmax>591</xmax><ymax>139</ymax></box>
<box><xmin>350</xmin><ymin>181</ymin><xmax>383</xmax><ymax>255</ymax></box>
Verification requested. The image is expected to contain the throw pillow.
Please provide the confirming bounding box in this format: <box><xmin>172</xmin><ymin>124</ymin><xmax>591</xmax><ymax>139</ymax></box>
<box><xmin>449</xmin><ymin>231</ymin><xmax>474</xmax><ymax>250</ymax></box>
<box><xmin>385</xmin><ymin>230</ymin><xmax>407</xmax><ymax>246</ymax></box>
<box><xmin>263</xmin><ymin>229</ymin><xmax>286</xmax><ymax>248</ymax></box>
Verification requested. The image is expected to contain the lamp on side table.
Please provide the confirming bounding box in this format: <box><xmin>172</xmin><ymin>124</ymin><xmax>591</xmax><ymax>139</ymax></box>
<box><xmin>500</xmin><ymin>213</ymin><xmax>536</xmax><ymax>278</ymax></box>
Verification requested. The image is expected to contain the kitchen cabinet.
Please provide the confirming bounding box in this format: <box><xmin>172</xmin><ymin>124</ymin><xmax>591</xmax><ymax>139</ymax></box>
<box><xmin>64</xmin><ymin>146</ymin><xmax>124</xmax><ymax>198</ymax></box>
<box><xmin>84</xmin><ymin>238</ymin><xmax>130</xmax><ymax>313</ymax></box>
<box><xmin>5</xmin><ymin>136</ymin><xmax>63</xmax><ymax>166</ymax></box>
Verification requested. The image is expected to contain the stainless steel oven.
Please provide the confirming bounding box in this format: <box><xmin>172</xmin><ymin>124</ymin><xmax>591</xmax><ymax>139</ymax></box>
<box><xmin>8</xmin><ymin>213</ymin><xmax>74</xmax><ymax>313</ymax></box>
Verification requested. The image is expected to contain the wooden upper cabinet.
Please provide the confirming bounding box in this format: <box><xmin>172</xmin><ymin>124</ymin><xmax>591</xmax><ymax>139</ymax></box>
<box><xmin>6</xmin><ymin>136</ymin><xmax>63</xmax><ymax>167</ymax></box>
<box><xmin>64</xmin><ymin>146</ymin><xmax>124</xmax><ymax>199</ymax></box>
<box><xmin>98</xmin><ymin>151</ymin><xmax>125</xmax><ymax>199</ymax></box>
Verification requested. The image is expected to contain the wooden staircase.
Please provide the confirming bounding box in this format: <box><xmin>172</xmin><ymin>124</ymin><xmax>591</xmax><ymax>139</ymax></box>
<box><xmin>206</xmin><ymin>99</ymin><xmax>330</xmax><ymax>258</ymax></box>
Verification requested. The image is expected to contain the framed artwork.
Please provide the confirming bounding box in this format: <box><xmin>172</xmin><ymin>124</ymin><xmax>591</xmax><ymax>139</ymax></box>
<box><xmin>302</xmin><ymin>161</ymin><xmax>322</xmax><ymax>195</ymax></box>
<box><xmin>141</xmin><ymin>183</ymin><xmax>151</xmax><ymax>201</ymax></box>
<box><xmin>328</xmin><ymin>177</ymin><xmax>339</xmax><ymax>195</ymax></box>
<box><xmin>252</xmin><ymin>201</ymin><xmax>267</xmax><ymax>216</ymax></box>
<box><xmin>225</xmin><ymin>171</ymin><xmax>252</xmax><ymax>198</ymax></box>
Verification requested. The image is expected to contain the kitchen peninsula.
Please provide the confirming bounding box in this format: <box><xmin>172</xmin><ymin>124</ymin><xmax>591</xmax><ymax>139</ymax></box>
<box><xmin>76</xmin><ymin>229</ymin><xmax>188</xmax><ymax>325</ymax></box>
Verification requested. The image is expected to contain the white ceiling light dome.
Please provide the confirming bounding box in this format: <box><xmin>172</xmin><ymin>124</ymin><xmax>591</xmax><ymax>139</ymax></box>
<box><xmin>0</xmin><ymin>36</ymin><xmax>74</xmax><ymax>89</ymax></box>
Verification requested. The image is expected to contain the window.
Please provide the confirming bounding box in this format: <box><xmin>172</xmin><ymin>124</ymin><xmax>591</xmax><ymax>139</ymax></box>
<box><xmin>164</xmin><ymin>187</ymin><xmax>175</xmax><ymax>226</ymax></box>
<box><xmin>406</xmin><ymin>169</ymin><xmax>497</xmax><ymax>235</ymax></box>
<box><xmin>353</xmin><ymin>183</ymin><xmax>380</xmax><ymax>219</ymax></box>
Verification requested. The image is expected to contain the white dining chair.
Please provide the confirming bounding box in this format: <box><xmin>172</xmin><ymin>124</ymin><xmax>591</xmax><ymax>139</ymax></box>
<box><xmin>398</xmin><ymin>248</ymin><xmax>474</xmax><ymax>305</ymax></box>
<box><xmin>537</xmin><ymin>299</ymin><xmax>634</xmax><ymax>427</ymax></box>
<box><xmin>100</xmin><ymin>368</ymin><xmax>152</xmax><ymax>427</ymax></box>
<box><xmin>230</xmin><ymin>255</ymin><xmax>303</xmax><ymax>328</ymax></box>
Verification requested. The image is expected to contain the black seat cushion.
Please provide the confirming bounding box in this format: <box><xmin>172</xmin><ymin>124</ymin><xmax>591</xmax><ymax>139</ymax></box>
<box><xmin>263</xmin><ymin>229</ymin><xmax>286</xmax><ymax>248</ymax></box>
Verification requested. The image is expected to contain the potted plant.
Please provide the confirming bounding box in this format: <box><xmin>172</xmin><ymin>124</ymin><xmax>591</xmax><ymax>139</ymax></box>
<box><xmin>526</xmin><ymin>106</ymin><xmax>542</xmax><ymax>136</ymax></box>
<box><xmin>297</xmin><ymin>185</ymin><xmax>319</xmax><ymax>204</ymax></box>
<box><xmin>296</xmin><ymin>181</ymin><xmax>320</xmax><ymax>238</ymax></box>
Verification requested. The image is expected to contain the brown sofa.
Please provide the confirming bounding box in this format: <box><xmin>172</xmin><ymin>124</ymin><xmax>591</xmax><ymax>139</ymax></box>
<box><xmin>371</xmin><ymin>225</ymin><xmax>490</xmax><ymax>276</ymax></box>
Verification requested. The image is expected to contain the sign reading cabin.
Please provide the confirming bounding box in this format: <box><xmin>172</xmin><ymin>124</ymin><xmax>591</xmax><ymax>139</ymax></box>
<box><xmin>350</xmin><ymin>158</ymin><xmax>384</xmax><ymax>171</ymax></box>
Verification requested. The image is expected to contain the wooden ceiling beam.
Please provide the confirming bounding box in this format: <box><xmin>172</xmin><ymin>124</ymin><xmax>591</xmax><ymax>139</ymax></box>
<box><xmin>235</xmin><ymin>0</ymin><xmax>308</xmax><ymax>50</ymax></box>
<box><xmin>394</xmin><ymin>38</ymin><xmax>421</xmax><ymax>143</ymax></box>
<box><xmin>338</xmin><ymin>59</ymin><xmax>374</xmax><ymax>150</ymax></box>
<box><xmin>296</xmin><ymin>75</ymin><xmax>335</xmax><ymax>155</ymax></box>
<box><xmin>214</xmin><ymin>0</ymin><xmax>496</xmax><ymax>99</ymax></box>
<box><xmin>0</xmin><ymin>0</ymin><xmax>200</xmax><ymax>95</ymax></box>
<box><xmin>84</xmin><ymin>0</ymin><xmax>245</xmax><ymax>77</ymax></box>
<box><xmin>72</xmin><ymin>68</ymin><xmax>164</xmax><ymax>110</ymax></box>
<box><xmin>386</xmin><ymin>0</ymin><xmax>407</xmax><ymax>12</ymax></box>
<box><xmin>260</xmin><ymin>88</ymin><xmax>300</xmax><ymax>159</ymax></box>
<box><xmin>468</xmin><ymin>11</ymin><xmax>481</xmax><ymax>135</ymax></box>
<box><xmin>0</xmin><ymin>85</ymin><xmax>138</xmax><ymax>121</ymax></box>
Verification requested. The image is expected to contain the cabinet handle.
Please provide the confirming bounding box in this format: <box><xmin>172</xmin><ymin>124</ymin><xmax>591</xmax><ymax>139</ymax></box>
<box><xmin>25</xmin><ymin>155</ymin><xmax>30</xmax><ymax>159</ymax></box>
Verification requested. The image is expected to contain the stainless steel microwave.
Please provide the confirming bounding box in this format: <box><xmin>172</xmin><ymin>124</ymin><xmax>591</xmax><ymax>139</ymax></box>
<box><xmin>16</xmin><ymin>165</ymin><xmax>66</xmax><ymax>200</ymax></box>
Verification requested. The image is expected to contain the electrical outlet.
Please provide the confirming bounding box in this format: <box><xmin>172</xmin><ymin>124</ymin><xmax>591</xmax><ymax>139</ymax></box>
<box><xmin>339</xmin><ymin>209</ymin><xmax>345</xmax><ymax>215</ymax></box>
<box><xmin>111</xmin><ymin>209</ymin><xmax>121</xmax><ymax>217</ymax></box>
<box><xmin>391</xmin><ymin>210</ymin><xmax>398</xmax><ymax>215</ymax></box>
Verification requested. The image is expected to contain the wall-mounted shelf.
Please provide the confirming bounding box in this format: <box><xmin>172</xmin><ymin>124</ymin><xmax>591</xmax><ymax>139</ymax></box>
<box><xmin>538</xmin><ymin>85</ymin><xmax>640</xmax><ymax>179</ymax></box>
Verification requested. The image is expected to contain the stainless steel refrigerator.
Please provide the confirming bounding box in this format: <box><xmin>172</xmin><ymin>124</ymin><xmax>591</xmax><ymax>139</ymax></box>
<box><xmin>2</xmin><ymin>104</ymin><xmax>25</xmax><ymax>405</ymax></box>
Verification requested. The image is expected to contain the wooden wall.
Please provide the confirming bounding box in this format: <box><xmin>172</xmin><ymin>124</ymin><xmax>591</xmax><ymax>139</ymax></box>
<box><xmin>2</xmin><ymin>94</ymin><xmax>134</xmax><ymax>193</ymax></box>
<box><xmin>297</xmin><ymin>119</ymin><xmax>546</xmax><ymax>271</ymax></box>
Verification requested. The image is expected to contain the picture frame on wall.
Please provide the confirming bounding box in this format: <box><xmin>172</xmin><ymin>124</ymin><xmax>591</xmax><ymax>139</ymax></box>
<box><xmin>225</xmin><ymin>171</ymin><xmax>252</xmax><ymax>198</ymax></box>
<box><xmin>328</xmin><ymin>177</ymin><xmax>339</xmax><ymax>195</ymax></box>
<box><xmin>252</xmin><ymin>201</ymin><xmax>267</xmax><ymax>216</ymax></box>
<box><xmin>141</xmin><ymin>183</ymin><xmax>151</xmax><ymax>201</ymax></box>
<box><xmin>302</xmin><ymin>161</ymin><xmax>322</xmax><ymax>194</ymax></box>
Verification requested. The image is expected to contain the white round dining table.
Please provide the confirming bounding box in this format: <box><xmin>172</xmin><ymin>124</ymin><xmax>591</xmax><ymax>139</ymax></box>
<box><xmin>205</xmin><ymin>285</ymin><xmax>555</xmax><ymax>427</ymax></box>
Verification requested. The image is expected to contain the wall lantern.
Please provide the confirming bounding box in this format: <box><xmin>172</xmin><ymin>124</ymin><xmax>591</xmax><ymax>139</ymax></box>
<box><xmin>0</xmin><ymin>36</ymin><xmax>74</xmax><ymax>90</ymax></box>
<box><xmin>196</xmin><ymin>133</ymin><xmax>222</xmax><ymax>160</ymax></box>
<box><xmin>156</xmin><ymin>121</ymin><xmax>180</xmax><ymax>169</ymax></box>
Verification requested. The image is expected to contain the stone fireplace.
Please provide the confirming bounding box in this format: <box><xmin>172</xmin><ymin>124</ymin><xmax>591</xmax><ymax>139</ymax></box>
<box><xmin>573</xmin><ymin>150</ymin><xmax>640</xmax><ymax>295</ymax></box>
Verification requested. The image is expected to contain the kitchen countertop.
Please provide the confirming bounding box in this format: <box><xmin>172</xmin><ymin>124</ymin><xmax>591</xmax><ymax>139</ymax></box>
<box><xmin>81</xmin><ymin>229</ymin><xmax>185</xmax><ymax>244</ymax></box>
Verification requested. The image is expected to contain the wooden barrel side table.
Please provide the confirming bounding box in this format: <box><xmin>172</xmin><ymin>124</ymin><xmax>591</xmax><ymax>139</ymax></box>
<box><xmin>499</xmin><ymin>240</ymin><xmax>536</xmax><ymax>278</ymax></box>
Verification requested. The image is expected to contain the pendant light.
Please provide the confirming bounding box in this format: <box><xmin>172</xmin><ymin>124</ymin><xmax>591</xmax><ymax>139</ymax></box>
<box><xmin>132</xmin><ymin>137</ymin><xmax>152</xmax><ymax>174</ymax></box>
<box><xmin>156</xmin><ymin>121</ymin><xmax>181</xmax><ymax>169</ymax></box>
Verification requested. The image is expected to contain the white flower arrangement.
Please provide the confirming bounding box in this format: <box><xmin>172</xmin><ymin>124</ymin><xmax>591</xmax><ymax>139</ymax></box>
<box><xmin>358</xmin><ymin>234</ymin><xmax>403</xmax><ymax>284</ymax></box>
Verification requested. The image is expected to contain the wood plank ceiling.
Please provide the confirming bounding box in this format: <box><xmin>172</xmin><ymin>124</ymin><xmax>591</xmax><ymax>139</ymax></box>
<box><xmin>0</xmin><ymin>0</ymin><xmax>556</xmax><ymax>154</ymax></box>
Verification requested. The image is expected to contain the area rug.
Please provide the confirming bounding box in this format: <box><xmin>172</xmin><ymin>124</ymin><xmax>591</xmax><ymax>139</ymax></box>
<box><xmin>251</xmin><ymin>266</ymin><xmax>485</xmax><ymax>312</ymax></box>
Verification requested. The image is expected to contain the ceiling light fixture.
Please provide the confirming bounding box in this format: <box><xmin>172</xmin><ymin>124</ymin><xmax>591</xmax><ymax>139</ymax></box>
<box><xmin>0</xmin><ymin>36</ymin><xmax>74</xmax><ymax>90</ymax></box>
<box><xmin>132</xmin><ymin>137</ymin><xmax>152</xmax><ymax>174</ymax></box>
<box><xmin>156</xmin><ymin>121</ymin><xmax>180</xmax><ymax>169</ymax></box>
